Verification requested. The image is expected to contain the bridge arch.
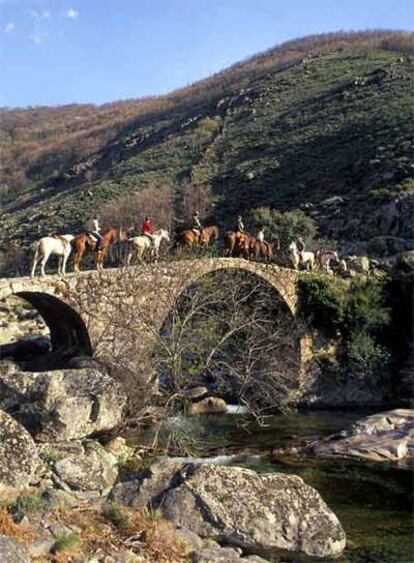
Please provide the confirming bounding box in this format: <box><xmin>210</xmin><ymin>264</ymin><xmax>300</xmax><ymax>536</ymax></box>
<box><xmin>15</xmin><ymin>291</ymin><xmax>92</xmax><ymax>356</ymax></box>
<box><xmin>167</xmin><ymin>258</ymin><xmax>299</xmax><ymax>317</ymax></box>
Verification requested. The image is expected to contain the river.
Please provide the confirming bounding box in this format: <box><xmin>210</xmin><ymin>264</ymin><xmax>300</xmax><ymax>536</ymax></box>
<box><xmin>130</xmin><ymin>409</ymin><xmax>413</xmax><ymax>563</ymax></box>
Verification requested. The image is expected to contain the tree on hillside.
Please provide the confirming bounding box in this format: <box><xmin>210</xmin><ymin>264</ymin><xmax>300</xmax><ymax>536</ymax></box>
<box><xmin>250</xmin><ymin>207</ymin><xmax>317</xmax><ymax>258</ymax></box>
<box><xmin>180</xmin><ymin>180</ymin><xmax>213</xmax><ymax>222</ymax></box>
<box><xmin>98</xmin><ymin>184</ymin><xmax>174</xmax><ymax>232</ymax></box>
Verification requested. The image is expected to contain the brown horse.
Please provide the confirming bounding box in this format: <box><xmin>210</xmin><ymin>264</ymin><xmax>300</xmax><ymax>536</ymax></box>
<box><xmin>223</xmin><ymin>231</ymin><xmax>251</xmax><ymax>258</ymax></box>
<box><xmin>250</xmin><ymin>240</ymin><xmax>274</xmax><ymax>262</ymax></box>
<box><xmin>200</xmin><ymin>225</ymin><xmax>219</xmax><ymax>246</ymax></box>
<box><xmin>72</xmin><ymin>226</ymin><xmax>127</xmax><ymax>273</ymax></box>
<box><xmin>174</xmin><ymin>225</ymin><xmax>219</xmax><ymax>251</ymax></box>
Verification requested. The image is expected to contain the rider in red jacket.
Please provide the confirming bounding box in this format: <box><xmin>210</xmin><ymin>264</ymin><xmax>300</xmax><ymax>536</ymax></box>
<box><xmin>141</xmin><ymin>216</ymin><xmax>154</xmax><ymax>243</ymax></box>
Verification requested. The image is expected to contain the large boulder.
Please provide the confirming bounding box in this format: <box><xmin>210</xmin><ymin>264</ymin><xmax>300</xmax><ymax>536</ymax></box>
<box><xmin>0</xmin><ymin>535</ymin><xmax>29</xmax><ymax>563</ymax></box>
<box><xmin>312</xmin><ymin>409</ymin><xmax>414</xmax><ymax>464</ymax></box>
<box><xmin>0</xmin><ymin>367</ymin><xmax>127</xmax><ymax>441</ymax></box>
<box><xmin>46</xmin><ymin>440</ymin><xmax>118</xmax><ymax>497</ymax></box>
<box><xmin>0</xmin><ymin>409</ymin><xmax>39</xmax><ymax>488</ymax></box>
<box><xmin>111</xmin><ymin>460</ymin><xmax>346</xmax><ymax>560</ymax></box>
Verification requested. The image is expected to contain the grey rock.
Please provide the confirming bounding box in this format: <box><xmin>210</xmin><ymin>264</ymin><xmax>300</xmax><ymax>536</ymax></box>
<box><xmin>27</xmin><ymin>536</ymin><xmax>55</xmax><ymax>558</ymax></box>
<box><xmin>193</xmin><ymin>547</ymin><xmax>244</xmax><ymax>562</ymax></box>
<box><xmin>0</xmin><ymin>409</ymin><xmax>39</xmax><ymax>488</ymax></box>
<box><xmin>312</xmin><ymin>409</ymin><xmax>414</xmax><ymax>464</ymax></box>
<box><xmin>0</xmin><ymin>368</ymin><xmax>126</xmax><ymax>441</ymax></box>
<box><xmin>0</xmin><ymin>535</ymin><xmax>29</xmax><ymax>563</ymax></box>
<box><xmin>175</xmin><ymin>528</ymin><xmax>203</xmax><ymax>551</ymax></box>
<box><xmin>50</xmin><ymin>440</ymin><xmax>118</xmax><ymax>496</ymax></box>
<box><xmin>112</xmin><ymin>460</ymin><xmax>346</xmax><ymax>559</ymax></box>
<box><xmin>320</xmin><ymin>196</ymin><xmax>344</xmax><ymax>206</ymax></box>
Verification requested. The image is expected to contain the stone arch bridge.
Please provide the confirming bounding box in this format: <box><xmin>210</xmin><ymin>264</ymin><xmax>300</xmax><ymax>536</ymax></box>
<box><xmin>0</xmin><ymin>258</ymin><xmax>312</xmax><ymax>383</ymax></box>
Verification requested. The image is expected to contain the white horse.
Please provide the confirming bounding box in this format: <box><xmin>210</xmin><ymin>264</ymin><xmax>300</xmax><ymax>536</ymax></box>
<box><xmin>127</xmin><ymin>229</ymin><xmax>170</xmax><ymax>265</ymax></box>
<box><xmin>31</xmin><ymin>235</ymin><xmax>75</xmax><ymax>277</ymax></box>
<box><xmin>288</xmin><ymin>241</ymin><xmax>300</xmax><ymax>270</ymax></box>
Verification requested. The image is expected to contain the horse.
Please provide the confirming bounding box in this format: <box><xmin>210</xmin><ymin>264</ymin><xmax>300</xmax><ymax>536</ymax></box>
<box><xmin>250</xmin><ymin>239</ymin><xmax>274</xmax><ymax>262</ymax></box>
<box><xmin>174</xmin><ymin>225</ymin><xmax>217</xmax><ymax>252</ymax></box>
<box><xmin>223</xmin><ymin>231</ymin><xmax>252</xmax><ymax>258</ymax></box>
<box><xmin>288</xmin><ymin>241</ymin><xmax>300</xmax><ymax>270</ymax></box>
<box><xmin>72</xmin><ymin>226</ymin><xmax>127</xmax><ymax>273</ymax></box>
<box><xmin>316</xmin><ymin>250</ymin><xmax>339</xmax><ymax>274</ymax></box>
<box><xmin>31</xmin><ymin>234</ymin><xmax>75</xmax><ymax>277</ymax></box>
<box><xmin>126</xmin><ymin>229</ymin><xmax>171</xmax><ymax>265</ymax></box>
<box><xmin>200</xmin><ymin>225</ymin><xmax>219</xmax><ymax>247</ymax></box>
<box><xmin>300</xmin><ymin>249</ymin><xmax>315</xmax><ymax>270</ymax></box>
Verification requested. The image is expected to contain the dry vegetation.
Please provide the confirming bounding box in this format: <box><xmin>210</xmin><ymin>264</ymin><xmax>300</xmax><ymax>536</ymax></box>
<box><xmin>1</xmin><ymin>30</ymin><xmax>412</xmax><ymax>200</ymax></box>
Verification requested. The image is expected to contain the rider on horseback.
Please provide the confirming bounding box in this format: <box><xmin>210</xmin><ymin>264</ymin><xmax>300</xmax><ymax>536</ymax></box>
<box><xmin>257</xmin><ymin>226</ymin><xmax>266</xmax><ymax>243</ymax></box>
<box><xmin>192</xmin><ymin>211</ymin><xmax>203</xmax><ymax>242</ymax></box>
<box><xmin>257</xmin><ymin>226</ymin><xmax>271</xmax><ymax>253</ymax></box>
<box><xmin>90</xmin><ymin>218</ymin><xmax>104</xmax><ymax>251</ymax></box>
<box><xmin>236</xmin><ymin>215</ymin><xmax>245</xmax><ymax>234</ymax></box>
<box><xmin>141</xmin><ymin>215</ymin><xmax>155</xmax><ymax>244</ymax></box>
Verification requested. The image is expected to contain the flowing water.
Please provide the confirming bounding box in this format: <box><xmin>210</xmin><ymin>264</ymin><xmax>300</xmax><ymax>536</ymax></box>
<box><xmin>130</xmin><ymin>410</ymin><xmax>413</xmax><ymax>563</ymax></box>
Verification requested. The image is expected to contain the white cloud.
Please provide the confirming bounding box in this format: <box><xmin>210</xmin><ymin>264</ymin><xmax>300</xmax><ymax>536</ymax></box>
<box><xmin>30</xmin><ymin>9</ymin><xmax>52</xmax><ymax>21</ymax></box>
<box><xmin>3</xmin><ymin>21</ymin><xmax>15</xmax><ymax>34</ymax></box>
<box><xmin>66</xmin><ymin>8</ymin><xmax>79</xmax><ymax>19</ymax></box>
<box><xmin>30</xmin><ymin>32</ymin><xmax>48</xmax><ymax>44</ymax></box>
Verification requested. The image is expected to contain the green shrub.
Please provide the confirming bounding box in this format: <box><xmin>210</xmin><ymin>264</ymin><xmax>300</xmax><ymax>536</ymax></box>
<box><xmin>102</xmin><ymin>502</ymin><xmax>130</xmax><ymax>530</ymax></box>
<box><xmin>9</xmin><ymin>493</ymin><xmax>48</xmax><ymax>522</ymax></box>
<box><xmin>299</xmin><ymin>275</ymin><xmax>347</xmax><ymax>336</ymax></box>
<box><xmin>343</xmin><ymin>279</ymin><xmax>390</xmax><ymax>338</ymax></box>
<box><xmin>53</xmin><ymin>532</ymin><xmax>81</xmax><ymax>554</ymax></box>
<box><xmin>346</xmin><ymin>332</ymin><xmax>391</xmax><ymax>380</ymax></box>
<box><xmin>251</xmin><ymin>207</ymin><xmax>317</xmax><ymax>247</ymax></box>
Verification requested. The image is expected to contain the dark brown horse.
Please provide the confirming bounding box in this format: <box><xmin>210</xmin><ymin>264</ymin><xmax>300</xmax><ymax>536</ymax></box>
<box><xmin>73</xmin><ymin>226</ymin><xmax>127</xmax><ymax>272</ymax></box>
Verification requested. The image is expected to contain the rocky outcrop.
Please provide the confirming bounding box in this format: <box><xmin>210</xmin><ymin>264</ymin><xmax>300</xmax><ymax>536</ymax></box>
<box><xmin>311</xmin><ymin>409</ymin><xmax>414</xmax><ymax>465</ymax></box>
<box><xmin>0</xmin><ymin>367</ymin><xmax>127</xmax><ymax>441</ymax></box>
<box><xmin>0</xmin><ymin>535</ymin><xmax>29</xmax><ymax>563</ymax></box>
<box><xmin>111</xmin><ymin>460</ymin><xmax>346</xmax><ymax>559</ymax></box>
<box><xmin>0</xmin><ymin>409</ymin><xmax>39</xmax><ymax>488</ymax></box>
<box><xmin>41</xmin><ymin>440</ymin><xmax>118</xmax><ymax>498</ymax></box>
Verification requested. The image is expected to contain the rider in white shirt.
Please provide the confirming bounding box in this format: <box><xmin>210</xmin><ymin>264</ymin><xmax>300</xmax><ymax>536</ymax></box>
<box><xmin>257</xmin><ymin>226</ymin><xmax>265</xmax><ymax>243</ymax></box>
<box><xmin>90</xmin><ymin>218</ymin><xmax>104</xmax><ymax>250</ymax></box>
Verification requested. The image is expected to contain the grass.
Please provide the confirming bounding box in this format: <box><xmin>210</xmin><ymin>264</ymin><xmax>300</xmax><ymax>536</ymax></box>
<box><xmin>0</xmin><ymin>507</ymin><xmax>36</xmax><ymax>543</ymax></box>
<box><xmin>51</xmin><ymin>503</ymin><xmax>189</xmax><ymax>562</ymax></box>
<box><xmin>8</xmin><ymin>492</ymin><xmax>49</xmax><ymax>523</ymax></box>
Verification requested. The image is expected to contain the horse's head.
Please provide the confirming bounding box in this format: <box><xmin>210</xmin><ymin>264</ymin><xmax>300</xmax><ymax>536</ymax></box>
<box><xmin>289</xmin><ymin>241</ymin><xmax>298</xmax><ymax>252</ymax></box>
<box><xmin>160</xmin><ymin>229</ymin><xmax>170</xmax><ymax>242</ymax></box>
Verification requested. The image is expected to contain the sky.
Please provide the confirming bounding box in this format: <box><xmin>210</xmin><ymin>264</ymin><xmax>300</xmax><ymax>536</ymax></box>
<box><xmin>0</xmin><ymin>0</ymin><xmax>413</xmax><ymax>108</ymax></box>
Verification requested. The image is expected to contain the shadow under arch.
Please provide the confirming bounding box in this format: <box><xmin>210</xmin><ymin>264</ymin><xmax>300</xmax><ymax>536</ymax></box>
<box><xmin>156</xmin><ymin>267</ymin><xmax>302</xmax><ymax>404</ymax></box>
<box><xmin>16</xmin><ymin>291</ymin><xmax>92</xmax><ymax>356</ymax></box>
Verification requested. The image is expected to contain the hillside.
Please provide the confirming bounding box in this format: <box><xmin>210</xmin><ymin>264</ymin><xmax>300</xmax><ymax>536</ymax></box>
<box><xmin>0</xmin><ymin>30</ymin><xmax>413</xmax><ymax>272</ymax></box>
